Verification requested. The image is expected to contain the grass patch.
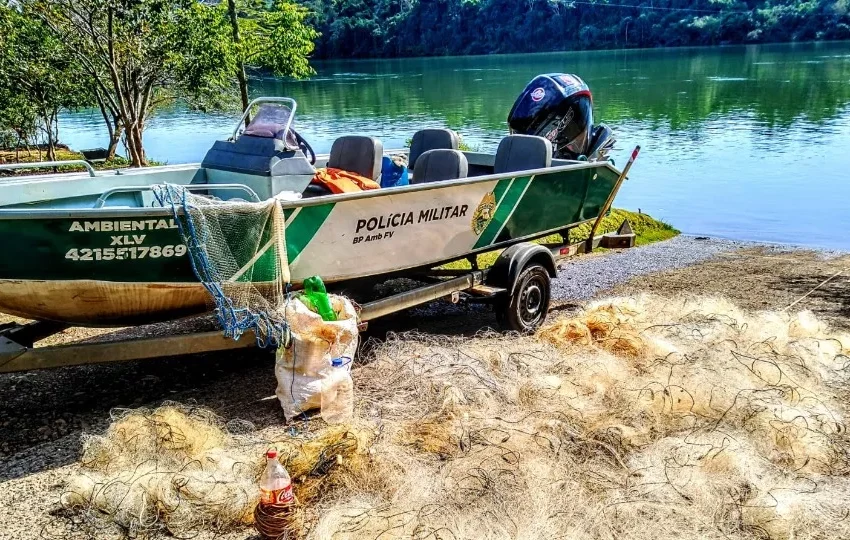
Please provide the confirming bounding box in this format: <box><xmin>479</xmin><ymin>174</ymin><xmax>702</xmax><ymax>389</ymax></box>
<box><xmin>441</xmin><ymin>208</ymin><xmax>679</xmax><ymax>270</ymax></box>
<box><xmin>568</xmin><ymin>208</ymin><xmax>679</xmax><ymax>247</ymax></box>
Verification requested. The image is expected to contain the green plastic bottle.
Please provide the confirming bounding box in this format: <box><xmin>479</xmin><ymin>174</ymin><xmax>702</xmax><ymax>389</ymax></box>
<box><xmin>303</xmin><ymin>276</ymin><xmax>337</xmax><ymax>322</ymax></box>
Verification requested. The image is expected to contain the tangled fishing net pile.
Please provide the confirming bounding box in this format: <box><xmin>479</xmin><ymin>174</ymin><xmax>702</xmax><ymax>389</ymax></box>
<box><xmin>63</xmin><ymin>294</ymin><xmax>850</xmax><ymax>539</ymax></box>
<box><xmin>60</xmin><ymin>405</ymin><xmax>372</xmax><ymax>538</ymax></box>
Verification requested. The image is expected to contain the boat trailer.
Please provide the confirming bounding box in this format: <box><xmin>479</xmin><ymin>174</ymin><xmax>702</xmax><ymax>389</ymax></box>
<box><xmin>0</xmin><ymin>227</ymin><xmax>634</xmax><ymax>373</ymax></box>
<box><xmin>0</xmin><ymin>143</ymin><xmax>640</xmax><ymax>373</ymax></box>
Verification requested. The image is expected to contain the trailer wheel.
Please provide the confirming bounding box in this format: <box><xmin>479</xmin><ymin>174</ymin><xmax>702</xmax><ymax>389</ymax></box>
<box><xmin>496</xmin><ymin>263</ymin><xmax>551</xmax><ymax>332</ymax></box>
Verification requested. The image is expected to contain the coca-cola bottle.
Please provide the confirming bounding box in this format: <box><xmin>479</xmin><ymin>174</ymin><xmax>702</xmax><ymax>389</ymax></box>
<box><xmin>259</xmin><ymin>450</ymin><xmax>294</xmax><ymax>505</ymax></box>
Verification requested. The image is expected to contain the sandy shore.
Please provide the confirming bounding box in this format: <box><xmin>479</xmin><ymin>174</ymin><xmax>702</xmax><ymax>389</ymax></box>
<box><xmin>1</xmin><ymin>235</ymin><xmax>849</xmax><ymax>539</ymax></box>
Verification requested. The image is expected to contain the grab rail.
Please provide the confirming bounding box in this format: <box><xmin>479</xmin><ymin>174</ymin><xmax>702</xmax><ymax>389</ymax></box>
<box><xmin>94</xmin><ymin>184</ymin><xmax>262</xmax><ymax>208</ymax></box>
<box><xmin>0</xmin><ymin>160</ymin><xmax>97</xmax><ymax>177</ymax></box>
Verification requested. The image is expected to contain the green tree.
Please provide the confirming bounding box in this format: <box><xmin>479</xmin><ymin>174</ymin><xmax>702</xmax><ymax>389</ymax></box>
<box><xmin>33</xmin><ymin>0</ymin><xmax>239</xmax><ymax>166</ymax></box>
<box><xmin>0</xmin><ymin>5</ymin><xmax>83</xmax><ymax>161</ymax></box>
<box><xmin>225</xmin><ymin>0</ymin><xmax>318</xmax><ymax>122</ymax></box>
<box><xmin>0</xmin><ymin>90</ymin><xmax>39</xmax><ymax>160</ymax></box>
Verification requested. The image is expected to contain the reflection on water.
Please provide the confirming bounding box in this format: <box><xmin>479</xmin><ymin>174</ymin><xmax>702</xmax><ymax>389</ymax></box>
<box><xmin>60</xmin><ymin>42</ymin><xmax>850</xmax><ymax>248</ymax></box>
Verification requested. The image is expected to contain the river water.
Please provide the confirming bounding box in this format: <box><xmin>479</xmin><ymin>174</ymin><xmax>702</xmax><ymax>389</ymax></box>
<box><xmin>60</xmin><ymin>42</ymin><xmax>850</xmax><ymax>249</ymax></box>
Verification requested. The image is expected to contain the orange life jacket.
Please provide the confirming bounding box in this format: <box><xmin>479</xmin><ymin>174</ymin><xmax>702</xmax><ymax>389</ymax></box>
<box><xmin>311</xmin><ymin>168</ymin><xmax>380</xmax><ymax>194</ymax></box>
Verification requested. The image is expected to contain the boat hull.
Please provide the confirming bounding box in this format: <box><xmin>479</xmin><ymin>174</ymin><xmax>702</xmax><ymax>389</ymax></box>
<box><xmin>0</xmin><ymin>162</ymin><xmax>621</xmax><ymax>325</ymax></box>
<box><xmin>0</xmin><ymin>280</ymin><xmax>209</xmax><ymax>326</ymax></box>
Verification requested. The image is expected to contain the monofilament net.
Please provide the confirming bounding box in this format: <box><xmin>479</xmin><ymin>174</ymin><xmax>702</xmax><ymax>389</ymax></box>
<box><xmin>153</xmin><ymin>184</ymin><xmax>291</xmax><ymax>347</ymax></box>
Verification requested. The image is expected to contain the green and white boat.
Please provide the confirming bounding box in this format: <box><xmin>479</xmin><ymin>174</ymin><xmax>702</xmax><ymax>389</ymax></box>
<box><xmin>0</xmin><ymin>98</ymin><xmax>628</xmax><ymax>326</ymax></box>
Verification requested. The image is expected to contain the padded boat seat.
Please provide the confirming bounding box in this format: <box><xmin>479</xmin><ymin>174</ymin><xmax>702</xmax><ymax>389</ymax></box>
<box><xmin>328</xmin><ymin>136</ymin><xmax>383</xmax><ymax>181</ymax></box>
<box><xmin>412</xmin><ymin>149</ymin><xmax>468</xmax><ymax>184</ymax></box>
<box><xmin>409</xmin><ymin>128</ymin><xmax>459</xmax><ymax>170</ymax></box>
<box><xmin>494</xmin><ymin>135</ymin><xmax>552</xmax><ymax>174</ymax></box>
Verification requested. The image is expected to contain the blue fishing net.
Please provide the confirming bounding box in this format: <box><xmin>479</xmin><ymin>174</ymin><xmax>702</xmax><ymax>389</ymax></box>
<box><xmin>152</xmin><ymin>183</ymin><xmax>290</xmax><ymax>348</ymax></box>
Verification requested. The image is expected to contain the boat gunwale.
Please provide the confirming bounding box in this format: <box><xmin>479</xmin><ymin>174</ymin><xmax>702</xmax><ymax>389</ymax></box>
<box><xmin>0</xmin><ymin>162</ymin><xmax>203</xmax><ymax>186</ymax></box>
<box><xmin>0</xmin><ymin>158</ymin><xmax>621</xmax><ymax>220</ymax></box>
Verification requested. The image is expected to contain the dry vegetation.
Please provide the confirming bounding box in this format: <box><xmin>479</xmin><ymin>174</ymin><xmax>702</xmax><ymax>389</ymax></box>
<box><xmin>62</xmin><ymin>294</ymin><xmax>850</xmax><ymax>539</ymax></box>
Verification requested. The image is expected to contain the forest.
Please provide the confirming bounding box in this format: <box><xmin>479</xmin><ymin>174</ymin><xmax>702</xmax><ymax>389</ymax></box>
<box><xmin>300</xmin><ymin>0</ymin><xmax>850</xmax><ymax>58</ymax></box>
<box><xmin>3</xmin><ymin>0</ymin><xmax>849</xmax><ymax>164</ymax></box>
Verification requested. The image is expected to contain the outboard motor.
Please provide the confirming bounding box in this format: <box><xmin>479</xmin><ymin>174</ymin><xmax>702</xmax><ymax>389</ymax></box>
<box><xmin>507</xmin><ymin>73</ymin><xmax>615</xmax><ymax>161</ymax></box>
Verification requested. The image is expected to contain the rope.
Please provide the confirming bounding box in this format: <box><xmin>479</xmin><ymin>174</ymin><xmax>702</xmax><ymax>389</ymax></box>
<box><xmin>783</xmin><ymin>268</ymin><xmax>847</xmax><ymax>312</ymax></box>
<box><xmin>253</xmin><ymin>499</ymin><xmax>304</xmax><ymax>539</ymax></box>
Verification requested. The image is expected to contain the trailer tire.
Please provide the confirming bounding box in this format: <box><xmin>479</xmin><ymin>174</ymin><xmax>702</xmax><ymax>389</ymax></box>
<box><xmin>496</xmin><ymin>263</ymin><xmax>551</xmax><ymax>332</ymax></box>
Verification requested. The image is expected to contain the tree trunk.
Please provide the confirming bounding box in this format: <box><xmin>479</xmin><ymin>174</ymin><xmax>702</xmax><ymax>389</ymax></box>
<box><xmin>126</xmin><ymin>123</ymin><xmax>147</xmax><ymax>167</ymax></box>
<box><xmin>123</xmin><ymin>118</ymin><xmax>139</xmax><ymax>166</ymax></box>
<box><xmin>236</xmin><ymin>62</ymin><xmax>250</xmax><ymax>123</ymax></box>
<box><xmin>96</xmin><ymin>94</ymin><xmax>123</xmax><ymax>161</ymax></box>
<box><xmin>126</xmin><ymin>129</ymin><xmax>141</xmax><ymax>167</ymax></box>
<box><xmin>227</xmin><ymin>0</ymin><xmax>251</xmax><ymax>125</ymax></box>
<box><xmin>42</xmin><ymin>111</ymin><xmax>57</xmax><ymax>162</ymax></box>
<box><xmin>135</xmin><ymin>132</ymin><xmax>147</xmax><ymax>167</ymax></box>
<box><xmin>106</xmin><ymin>122</ymin><xmax>123</xmax><ymax>161</ymax></box>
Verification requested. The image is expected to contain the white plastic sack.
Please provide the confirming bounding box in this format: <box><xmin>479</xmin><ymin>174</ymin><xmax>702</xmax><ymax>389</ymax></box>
<box><xmin>275</xmin><ymin>295</ymin><xmax>358</xmax><ymax>421</ymax></box>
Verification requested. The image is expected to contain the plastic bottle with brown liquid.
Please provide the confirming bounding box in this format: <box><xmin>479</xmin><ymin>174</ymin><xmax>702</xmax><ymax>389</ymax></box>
<box><xmin>259</xmin><ymin>450</ymin><xmax>294</xmax><ymax>505</ymax></box>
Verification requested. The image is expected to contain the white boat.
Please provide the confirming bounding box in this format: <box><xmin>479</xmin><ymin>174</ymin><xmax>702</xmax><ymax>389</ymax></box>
<box><xmin>0</xmin><ymin>96</ymin><xmax>630</xmax><ymax>327</ymax></box>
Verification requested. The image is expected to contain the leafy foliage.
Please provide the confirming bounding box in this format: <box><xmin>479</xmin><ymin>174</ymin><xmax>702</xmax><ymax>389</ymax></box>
<box><xmin>0</xmin><ymin>6</ymin><xmax>85</xmax><ymax>160</ymax></box>
<box><xmin>302</xmin><ymin>0</ymin><xmax>850</xmax><ymax>59</ymax></box>
<box><xmin>2</xmin><ymin>0</ymin><xmax>317</xmax><ymax>166</ymax></box>
<box><xmin>236</xmin><ymin>0</ymin><xmax>318</xmax><ymax>79</ymax></box>
<box><xmin>0</xmin><ymin>89</ymin><xmax>38</xmax><ymax>153</ymax></box>
<box><xmin>30</xmin><ymin>0</ymin><xmax>241</xmax><ymax>165</ymax></box>
<box><xmin>224</xmin><ymin>0</ymin><xmax>318</xmax><ymax>116</ymax></box>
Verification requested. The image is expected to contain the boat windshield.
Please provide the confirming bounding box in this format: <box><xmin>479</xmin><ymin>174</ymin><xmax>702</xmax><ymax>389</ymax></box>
<box><xmin>233</xmin><ymin>99</ymin><xmax>299</xmax><ymax>151</ymax></box>
<box><xmin>243</xmin><ymin>104</ymin><xmax>293</xmax><ymax>139</ymax></box>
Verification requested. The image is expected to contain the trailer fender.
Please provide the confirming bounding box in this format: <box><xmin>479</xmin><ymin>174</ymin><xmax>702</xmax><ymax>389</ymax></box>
<box><xmin>486</xmin><ymin>243</ymin><xmax>557</xmax><ymax>296</ymax></box>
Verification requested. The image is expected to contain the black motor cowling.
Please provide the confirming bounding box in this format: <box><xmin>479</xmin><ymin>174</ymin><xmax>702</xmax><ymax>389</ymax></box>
<box><xmin>508</xmin><ymin>73</ymin><xmax>614</xmax><ymax>161</ymax></box>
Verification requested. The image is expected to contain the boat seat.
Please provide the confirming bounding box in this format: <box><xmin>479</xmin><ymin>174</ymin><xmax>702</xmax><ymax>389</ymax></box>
<box><xmin>412</xmin><ymin>149</ymin><xmax>468</xmax><ymax>184</ymax></box>
<box><xmin>494</xmin><ymin>135</ymin><xmax>552</xmax><ymax>174</ymax></box>
<box><xmin>327</xmin><ymin>135</ymin><xmax>383</xmax><ymax>181</ymax></box>
<box><xmin>409</xmin><ymin>128</ymin><xmax>459</xmax><ymax>170</ymax></box>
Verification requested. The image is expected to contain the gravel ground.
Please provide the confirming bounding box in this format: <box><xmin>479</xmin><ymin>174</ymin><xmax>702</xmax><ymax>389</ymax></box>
<box><xmin>606</xmin><ymin>243</ymin><xmax>850</xmax><ymax>328</ymax></box>
<box><xmin>1</xmin><ymin>235</ymin><xmax>845</xmax><ymax>540</ymax></box>
<box><xmin>551</xmin><ymin>235</ymin><xmax>761</xmax><ymax>302</ymax></box>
